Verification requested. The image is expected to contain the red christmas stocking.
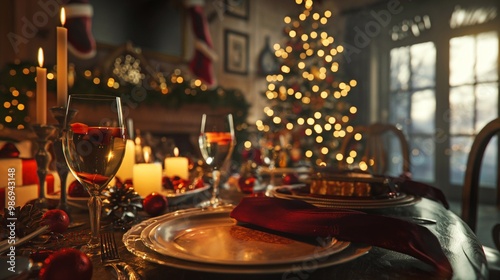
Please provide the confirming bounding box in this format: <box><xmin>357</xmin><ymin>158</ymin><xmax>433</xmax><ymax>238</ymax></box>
<box><xmin>186</xmin><ymin>1</ymin><xmax>217</xmax><ymax>87</ymax></box>
<box><xmin>64</xmin><ymin>0</ymin><xmax>96</xmax><ymax>59</ymax></box>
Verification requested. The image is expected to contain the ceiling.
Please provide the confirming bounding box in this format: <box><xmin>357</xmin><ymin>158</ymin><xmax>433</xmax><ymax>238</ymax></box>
<box><xmin>329</xmin><ymin>0</ymin><xmax>387</xmax><ymax>13</ymax></box>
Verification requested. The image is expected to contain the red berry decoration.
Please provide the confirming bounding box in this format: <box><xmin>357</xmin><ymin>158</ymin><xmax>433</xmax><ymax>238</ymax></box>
<box><xmin>41</xmin><ymin>209</ymin><xmax>70</xmax><ymax>234</ymax></box>
<box><xmin>143</xmin><ymin>192</ymin><xmax>168</xmax><ymax>216</ymax></box>
<box><xmin>162</xmin><ymin>176</ymin><xmax>174</xmax><ymax>190</ymax></box>
<box><xmin>193</xmin><ymin>177</ymin><xmax>205</xmax><ymax>189</ymax></box>
<box><xmin>282</xmin><ymin>173</ymin><xmax>299</xmax><ymax>185</ymax></box>
<box><xmin>39</xmin><ymin>248</ymin><xmax>93</xmax><ymax>280</ymax></box>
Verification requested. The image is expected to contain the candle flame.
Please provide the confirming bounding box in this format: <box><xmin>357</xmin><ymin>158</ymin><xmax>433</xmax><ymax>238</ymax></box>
<box><xmin>37</xmin><ymin>48</ymin><xmax>44</xmax><ymax>67</ymax></box>
<box><xmin>174</xmin><ymin>147</ymin><xmax>179</xmax><ymax>157</ymax></box>
<box><xmin>60</xmin><ymin>7</ymin><xmax>66</xmax><ymax>26</ymax></box>
<box><xmin>143</xmin><ymin>146</ymin><xmax>152</xmax><ymax>163</ymax></box>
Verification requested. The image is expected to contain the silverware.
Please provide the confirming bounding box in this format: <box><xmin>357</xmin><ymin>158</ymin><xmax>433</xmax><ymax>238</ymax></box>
<box><xmin>100</xmin><ymin>231</ymin><xmax>141</xmax><ymax>280</ymax></box>
<box><xmin>0</xmin><ymin>225</ymin><xmax>48</xmax><ymax>255</ymax></box>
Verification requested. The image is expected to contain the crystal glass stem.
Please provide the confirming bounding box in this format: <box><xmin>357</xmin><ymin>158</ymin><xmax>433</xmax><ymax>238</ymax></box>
<box><xmin>32</xmin><ymin>124</ymin><xmax>56</xmax><ymax>211</ymax></box>
<box><xmin>210</xmin><ymin>169</ymin><xmax>221</xmax><ymax>206</ymax></box>
<box><xmin>84</xmin><ymin>194</ymin><xmax>102</xmax><ymax>252</ymax></box>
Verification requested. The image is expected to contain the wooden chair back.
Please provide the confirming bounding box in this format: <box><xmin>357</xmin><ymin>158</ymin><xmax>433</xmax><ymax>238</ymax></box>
<box><xmin>461</xmin><ymin>118</ymin><xmax>500</xmax><ymax>233</ymax></box>
<box><xmin>338</xmin><ymin>123</ymin><xmax>410</xmax><ymax>176</ymax></box>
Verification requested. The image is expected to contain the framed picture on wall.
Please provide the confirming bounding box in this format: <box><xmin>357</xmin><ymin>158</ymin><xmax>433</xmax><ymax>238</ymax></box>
<box><xmin>224</xmin><ymin>30</ymin><xmax>249</xmax><ymax>75</ymax></box>
<box><xmin>224</xmin><ymin>0</ymin><xmax>249</xmax><ymax>20</ymax></box>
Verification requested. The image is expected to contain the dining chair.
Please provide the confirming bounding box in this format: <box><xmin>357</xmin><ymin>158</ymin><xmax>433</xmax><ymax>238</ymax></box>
<box><xmin>460</xmin><ymin>118</ymin><xmax>500</xmax><ymax>278</ymax></box>
<box><xmin>338</xmin><ymin>123</ymin><xmax>411</xmax><ymax>177</ymax></box>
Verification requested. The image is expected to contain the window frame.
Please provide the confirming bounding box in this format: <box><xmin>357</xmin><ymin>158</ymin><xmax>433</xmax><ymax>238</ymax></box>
<box><xmin>373</xmin><ymin>0</ymin><xmax>500</xmax><ymax>202</ymax></box>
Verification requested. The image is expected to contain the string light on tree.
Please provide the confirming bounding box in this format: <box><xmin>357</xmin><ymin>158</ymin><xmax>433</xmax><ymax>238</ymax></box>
<box><xmin>257</xmin><ymin>0</ymin><xmax>358</xmax><ymax>167</ymax></box>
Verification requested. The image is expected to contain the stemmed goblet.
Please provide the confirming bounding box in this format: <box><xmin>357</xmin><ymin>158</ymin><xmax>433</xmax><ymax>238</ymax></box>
<box><xmin>198</xmin><ymin>113</ymin><xmax>236</xmax><ymax>208</ymax></box>
<box><xmin>62</xmin><ymin>94</ymin><xmax>126</xmax><ymax>255</ymax></box>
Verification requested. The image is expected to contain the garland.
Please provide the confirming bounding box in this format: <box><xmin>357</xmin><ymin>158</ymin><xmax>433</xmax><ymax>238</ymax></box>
<box><xmin>0</xmin><ymin>61</ymin><xmax>250</xmax><ymax>161</ymax></box>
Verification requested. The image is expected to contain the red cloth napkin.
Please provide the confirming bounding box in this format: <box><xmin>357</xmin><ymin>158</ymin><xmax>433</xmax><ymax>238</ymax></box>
<box><xmin>395</xmin><ymin>177</ymin><xmax>449</xmax><ymax>209</ymax></box>
<box><xmin>230</xmin><ymin>197</ymin><xmax>453</xmax><ymax>278</ymax></box>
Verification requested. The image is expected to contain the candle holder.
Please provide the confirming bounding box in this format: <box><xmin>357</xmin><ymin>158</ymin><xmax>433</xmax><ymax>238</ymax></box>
<box><xmin>50</xmin><ymin>106</ymin><xmax>77</xmax><ymax>214</ymax></box>
<box><xmin>31</xmin><ymin>124</ymin><xmax>57</xmax><ymax>211</ymax></box>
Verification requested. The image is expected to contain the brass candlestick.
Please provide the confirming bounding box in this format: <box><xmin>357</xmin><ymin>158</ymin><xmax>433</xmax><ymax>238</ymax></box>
<box><xmin>31</xmin><ymin>124</ymin><xmax>56</xmax><ymax>211</ymax></box>
<box><xmin>50</xmin><ymin>106</ymin><xmax>77</xmax><ymax>214</ymax></box>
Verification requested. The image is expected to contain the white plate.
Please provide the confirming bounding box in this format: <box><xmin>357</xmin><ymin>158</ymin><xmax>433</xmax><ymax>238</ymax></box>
<box><xmin>271</xmin><ymin>185</ymin><xmax>419</xmax><ymax>209</ymax></box>
<box><xmin>140</xmin><ymin>206</ymin><xmax>349</xmax><ymax>266</ymax></box>
<box><xmin>123</xmin><ymin>208</ymin><xmax>371</xmax><ymax>274</ymax></box>
<box><xmin>46</xmin><ymin>183</ymin><xmax>210</xmax><ymax>209</ymax></box>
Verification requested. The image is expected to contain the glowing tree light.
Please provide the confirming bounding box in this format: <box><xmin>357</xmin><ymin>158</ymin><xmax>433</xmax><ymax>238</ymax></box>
<box><xmin>257</xmin><ymin>0</ymin><xmax>358</xmax><ymax>167</ymax></box>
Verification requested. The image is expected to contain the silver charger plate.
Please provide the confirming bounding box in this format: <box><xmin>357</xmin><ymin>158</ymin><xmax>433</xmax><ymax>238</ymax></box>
<box><xmin>271</xmin><ymin>185</ymin><xmax>419</xmax><ymax>209</ymax></box>
<box><xmin>159</xmin><ymin>183</ymin><xmax>210</xmax><ymax>206</ymax></box>
<box><xmin>124</xmin><ymin>208</ymin><xmax>371</xmax><ymax>274</ymax></box>
<box><xmin>140</xmin><ymin>206</ymin><xmax>349</xmax><ymax>266</ymax></box>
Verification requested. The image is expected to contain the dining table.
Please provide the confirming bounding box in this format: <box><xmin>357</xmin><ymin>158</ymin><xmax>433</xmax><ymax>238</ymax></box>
<box><xmin>16</xmin><ymin>187</ymin><xmax>488</xmax><ymax>280</ymax></box>
<box><xmin>66</xmin><ymin>188</ymin><xmax>486</xmax><ymax>280</ymax></box>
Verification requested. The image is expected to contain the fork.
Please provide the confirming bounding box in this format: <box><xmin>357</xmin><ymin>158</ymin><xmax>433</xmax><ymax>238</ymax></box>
<box><xmin>100</xmin><ymin>231</ymin><xmax>141</xmax><ymax>280</ymax></box>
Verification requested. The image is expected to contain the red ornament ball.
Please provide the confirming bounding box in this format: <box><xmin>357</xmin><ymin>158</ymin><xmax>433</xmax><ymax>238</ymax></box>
<box><xmin>41</xmin><ymin>209</ymin><xmax>70</xmax><ymax>234</ymax></box>
<box><xmin>238</xmin><ymin>176</ymin><xmax>256</xmax><ymax>194</ymax></box>
<box><xmin>143</xmin><ymin>192</ymin><xmax>168</xmax><ymax>216</ymax></box>
<box><xmin>38</xmin><ymin>248</ymin><xmax>93</xmax><ymax>280</ymax></box>
<box><xmin>68</xmin><ymin>180</ymin><xmax>89</xmax><ymax>197</ymax></box>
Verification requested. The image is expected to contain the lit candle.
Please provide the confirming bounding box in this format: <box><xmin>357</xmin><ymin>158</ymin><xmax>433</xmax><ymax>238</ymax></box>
<box><xmin>115</xmin><ymin>139</ymin><xmax>135</xmax><ymax>181</ymax></box>
<box><xmin>36</xmin><ymin>47</ymin><xmax>47</xmax><ymax>125</ymax></box>
<box><xmin>57</xmin><ymin>7</ymin><xmax>68</xmax><ymax>107</ymax></box>
<box><xmin>133</xmin><ymin>146</ymin><xmax>162</xmax><ymax>197</ymax></box>
<box><xmin>164</xmin><ymin>147</ymin><xmax>189</xmax><ymax>180</ymax></box>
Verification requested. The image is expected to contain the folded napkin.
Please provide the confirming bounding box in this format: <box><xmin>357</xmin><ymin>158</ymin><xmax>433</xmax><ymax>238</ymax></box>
<box><xmin>394</xmin><ymin>176</ymin><xmax>449</xmax><ymax>209</ymax></box>
<box><xmin>230</xmin><ymin>197</ymin><xmax>453</xmax><ymax>278</ymax></box>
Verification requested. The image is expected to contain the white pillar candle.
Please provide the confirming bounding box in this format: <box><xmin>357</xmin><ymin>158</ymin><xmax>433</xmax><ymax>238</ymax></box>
<box><xmin>116</xmin><ymin>139</ymin><xmax>135</xmax><ymax>181</ymax></box>
<box><xmin>56</xmin><ymin>7</ymin><xmax>68</xmax><ymax>107</ymax></box>
<box><xmin>7</xmin><ymin>184</ymin><xmax>38</xmax><ymax>208</ymax></box>
<box><xmin>133</xmin><ymin>163</ymin><xmax>162</xmax><ymax>197</ymax></box>
<box><xmin>164</xmin><ymin>147</ymin><xmax>189</xmax><ymax>180</ymax></box>
<box><xmin>36</xmin><ymin>48</ymin><xmax>47</xmax><ymax>124</ymax></box>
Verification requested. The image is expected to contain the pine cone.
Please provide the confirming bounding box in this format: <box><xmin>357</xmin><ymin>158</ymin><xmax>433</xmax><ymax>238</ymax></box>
<box><xmin>0</xmin><ymin>204</ymin><xmax>43</xmax><ymax>239</ymax></box>
<box><xmin>102</xmin><ymin>184</ymin><xmax>142</xmax><ymax>224</ymax></box>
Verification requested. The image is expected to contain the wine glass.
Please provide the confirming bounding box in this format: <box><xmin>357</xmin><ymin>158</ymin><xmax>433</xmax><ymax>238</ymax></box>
<box><xmin>62</xmin><ymin>94</ymin><xmax>126</xmax><ymax>255</ymax></box>
<box><xmin>198</xmin><ymin>113</ymin><xmax>236</xmax><ymax>208</ymax></box>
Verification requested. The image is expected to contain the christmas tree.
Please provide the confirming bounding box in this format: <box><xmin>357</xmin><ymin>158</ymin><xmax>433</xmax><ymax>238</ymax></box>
<box><xmin>256</xmin><ymin>0</ymin><xmax>358</xmax><ymax>168</ymax></box>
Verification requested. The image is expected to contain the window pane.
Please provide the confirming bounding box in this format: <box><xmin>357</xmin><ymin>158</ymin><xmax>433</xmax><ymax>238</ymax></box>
<box><xmin>390</xmin><ymin>47</ymin><xmax>410</xmax><ymax>91</ymax></box>
<box><xmin>411</xmin><ymin>42</ymin><xmax>436</xmax><ymax>88</ymax></box>
<box><xmin>476</xmin><ymin>82</ymin><xmax>498</xmax><ymax>131</ymax></box>
<box><xmin>449</xmin><ymin>85</ymin><xmax>474</xmax><ymax>134</ymax></box>
<box><xmin>450</xmin><ymin>35</ymin><xmax>475</xmax><ymax>86</ymax></box>
<box><xmin>450</xmin><ymin>136</ymin><xmax>473</xmax><ymax>185</ymax></box>
<box><xmin>390</xmin><ymin>91</ymin><xmax>410</xmax><ymax>132</ymax></box>
<box><xmin>476</xmin><ymin>31</ymin><xmax>498</xmax><ymax>82</ymax></box>
<box><xmin>410</xmin><ymin>136</ymin><xmax>434</xmax><ymax>182</ymax></box>
<box><xmin>388</xmin><ymin>137</ymin><xmax>405</xmax><ymax>177</ymax></box>
<box><xmin>411</xmin><ymin>89</ymin><xmax>435</xmax><ymax>134</ymax></box>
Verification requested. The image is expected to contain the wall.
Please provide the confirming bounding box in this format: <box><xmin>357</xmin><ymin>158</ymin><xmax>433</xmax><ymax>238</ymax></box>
<box><xmin>205</xmin><ymin>0</ymin><xmax>299</xmax><ymax>124</ymax></box>
<box><xmin>0</xmin><ymin>0</ymin><xmax>348</xmax><ymax>126</ymax></box>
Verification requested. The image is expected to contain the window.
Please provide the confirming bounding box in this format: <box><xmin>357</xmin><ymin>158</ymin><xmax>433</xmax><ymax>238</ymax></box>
<box><xmin>389</xmin><ymin>42</ymin><xmax>436</xmax><ymax>181</ymax></box>
<box><xmin>449</xmin><ymin>31</ymin><xmax>498</xmax><ymax>187</ymax></box>
<box><xmin>385</xmin><ymin>2</ymin><xmax>499</xmax><ymax>196</ymax></box>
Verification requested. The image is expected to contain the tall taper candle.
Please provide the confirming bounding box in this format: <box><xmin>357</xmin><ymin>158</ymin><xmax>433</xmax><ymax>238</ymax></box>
<box><xmin>36</xmin><ymin>48</ymin><xmax>47</xmax><ymax>125</ymax></box>
<box><xmin>57</xmin><ymin>7</ymin><xmax>68</xmax><ymax>107</ymax></box>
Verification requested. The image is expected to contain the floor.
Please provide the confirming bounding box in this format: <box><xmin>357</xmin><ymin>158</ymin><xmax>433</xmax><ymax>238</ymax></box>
<box><xmin>448</xmin><ymin>200</ymin><xmax>500</xmax><ymax>249</ymax></box>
